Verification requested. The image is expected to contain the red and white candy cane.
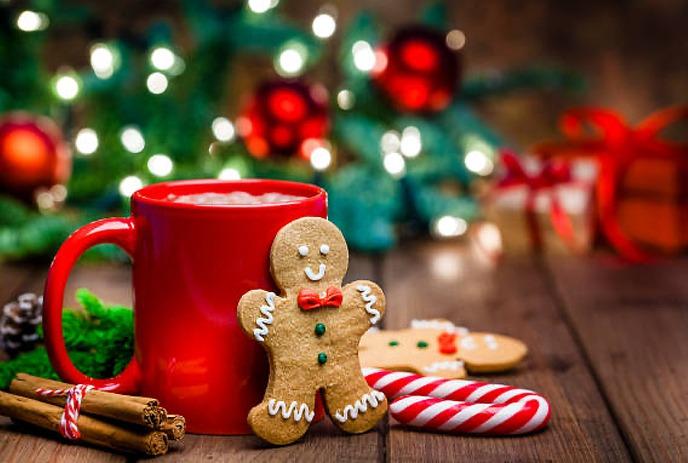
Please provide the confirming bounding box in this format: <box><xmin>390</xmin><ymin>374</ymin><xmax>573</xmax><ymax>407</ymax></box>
<box><xmin>363</xmin><ymin>367</ymin><xmax>551</xmax><ymax>435</ymax></box>
<box><xmin>35</xmin><ymin>384</ymin><xmax>94</xmax><ymax>440</ymax></box>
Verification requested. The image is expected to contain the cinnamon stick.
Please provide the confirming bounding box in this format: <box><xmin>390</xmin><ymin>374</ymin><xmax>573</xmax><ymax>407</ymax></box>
<box><xmin>10</xmin><ymin>374</ymin><xmax>167</xmax><ymax>429</ymax></box>
<box><xmin>160</xmin><ymin>415</ymin><xmax>186</xmax><ymax>441</ymax></box>
<box><xmin>0</xmin><ymin>391</ymin><xmax>168</xmax><ymax>456</ymax></box>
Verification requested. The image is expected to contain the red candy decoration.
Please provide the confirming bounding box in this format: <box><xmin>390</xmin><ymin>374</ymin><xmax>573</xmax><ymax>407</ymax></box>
<box><xmin>237</xmin><ymin>80</ymin><xmax>329</xmax><ymax>159</ymax></box>
<box><xmin>373</xmin><ymin>26</ymin><xmax>461</xmax><ymax>113</ymax></box>
<box><xmin>437</xmin><ymin>332</ymin><xmax>457</xmax><ymax>354</ymax></box>
<box><xmin>0</xmin><ymin>112</ymin><xmax>71</xmax><ymax>199</ymax></box>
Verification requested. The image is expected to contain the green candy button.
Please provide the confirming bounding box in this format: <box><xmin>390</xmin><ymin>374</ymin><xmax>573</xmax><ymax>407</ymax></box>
<box><xmin>389</xmin><ymin>340</ymin><xmax>399</xmax><ymax>347</ymax></box>
<box><xmin>317</xmin><ymin>352</ymin><xmax>328</xmax><ymax>365</ymax></box>
<box><xmin>315</xmin><ymin>323</ymin><xmax>326</xmax><ymax>337</ymax></box>
<box><xmin>417</xmin><ymin>340</ymin><xmax>429</xmax><ymax>349</ymax></box>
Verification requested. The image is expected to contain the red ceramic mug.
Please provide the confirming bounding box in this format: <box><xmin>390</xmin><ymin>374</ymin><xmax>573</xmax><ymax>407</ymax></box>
<box><xmin>43</xmin><ymin>179</ymin><xmax>327</xmax><ymax>434</ymax></box>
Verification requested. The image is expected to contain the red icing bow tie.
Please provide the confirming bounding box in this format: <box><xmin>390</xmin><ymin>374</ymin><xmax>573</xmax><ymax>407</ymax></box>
<box><xmin>297</xmin><ymin>286</ymin><xmax>343</xmax><ymax>311</ymax></box>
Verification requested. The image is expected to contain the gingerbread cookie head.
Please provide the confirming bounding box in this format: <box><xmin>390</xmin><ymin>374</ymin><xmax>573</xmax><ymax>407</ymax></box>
<box><xmin>270</xmin><ymin>217</ymin><xmax>349</xmax><ymax>292</ymax></box>
<box><xmin>359</xmin><ymin>319</ymin><xmax>527</xmax><ymax>379</ymax></box>
<box><xmin>237</xmin><ymin>217</ymin><xmax>387</xmax><ymax>445</ymax></box>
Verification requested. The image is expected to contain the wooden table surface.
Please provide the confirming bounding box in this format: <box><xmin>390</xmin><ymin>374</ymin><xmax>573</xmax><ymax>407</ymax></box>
<box><xmin>0</xmin><ymin>241</ymin><xmax>686</xmax><ymax>462</ymax></box>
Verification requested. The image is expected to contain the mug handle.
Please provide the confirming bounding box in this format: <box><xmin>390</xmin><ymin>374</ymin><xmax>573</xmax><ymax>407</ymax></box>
<box><xmin>43</xmin><ymin>217</ymin><xmax>142</xmax><ymax>393</ymax></box>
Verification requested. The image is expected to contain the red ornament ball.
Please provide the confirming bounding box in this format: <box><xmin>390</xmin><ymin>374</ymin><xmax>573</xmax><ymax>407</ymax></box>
<box><xmin>373</xmin><ymin>26</ymin><xmax>462</xmax><ymax>113</ymax></box>
<box><xmin>0</xmin><ymin>112</ymin><xmax>71</xmax><ymax>199</ymax></box>
<box><xmin>237</xmin><ymin>80</ymin><xmax>329</xmax><ymax>158</ymax></box>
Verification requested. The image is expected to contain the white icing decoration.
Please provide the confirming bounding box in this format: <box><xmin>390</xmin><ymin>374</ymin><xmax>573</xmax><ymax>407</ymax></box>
<box><xmin>411</xmin><ymin>319</ymin><xmax>469</xmax><ymax>335</ymax></box>
<box><xmin>320</xmin><ymin>243</ymin><xmax>330</xmax><ymax>255</ymax></box>
<box><xmin>298</xmin><ymin>245</ymin><xmax>309</xmax><ymax>257</ymax></box>
<box><xmin>305</xmin><ymin>263</ymin><xmax>326</xmax><ymax>281</ymax></box>
<box><xmin>484</xmin><ymin>334</ymin><xmax>499</xmax><ymax>350</ymax></box>
<box><xmin>460</xmin><ymin>335</ymin><xmax>477</xmax><ymax>350</ymax></box>
<box><xmin>267</xmin><ymin>399</ymin><xmax>315</xmax><ymax>422</ymax></box>
<box><xmin>356</xmin><ymin>285</ymin><xmax>381</xmax><ymax>325</ymax></box>
<box><xmin>422</xmin><ymin>360</ymin><xmax>465</xmax><ymax>373</ymax></box>
<box><xmin>334</xmin><ymin>390</ymin><xmax>386</xmax><ymax>423</ymax></box>
<box><xmin>253</xmin><ymin>292</ymin><xmax>276</xmax><ymax>342</ymax></box>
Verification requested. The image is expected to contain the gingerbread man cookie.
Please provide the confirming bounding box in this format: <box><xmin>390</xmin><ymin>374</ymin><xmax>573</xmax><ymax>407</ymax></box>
<box><xmin>237</xmin><ymin>217</ymin><xmax>387</xmax><ymax>445</ymax></box>
<box><xmin>359</xmin><ymin>319</ymin><xmax>527</xmax><ymax>379</ymax></box>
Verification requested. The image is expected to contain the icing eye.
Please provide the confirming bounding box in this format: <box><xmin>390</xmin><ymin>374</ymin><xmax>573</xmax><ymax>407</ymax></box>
<box><xmin>416</xmin><ymin>340</ymin><xmax>429</xmax><ymax>349</ymax></box>
<box><xmin>320</xmin><ymin>244</ymin><xmax>330</xmax><ymax>255</ymax></box>
<box><xmin>298</xmin><ymin>245</ymin><xmax>309</xmax><ymax>257</ymax></box>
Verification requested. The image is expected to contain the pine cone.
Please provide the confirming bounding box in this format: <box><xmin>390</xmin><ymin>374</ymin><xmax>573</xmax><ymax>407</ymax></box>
<box><xmin>1</xmin><ymin>293</ymin><xmax>43</xmax><ymax>357</ymax></box>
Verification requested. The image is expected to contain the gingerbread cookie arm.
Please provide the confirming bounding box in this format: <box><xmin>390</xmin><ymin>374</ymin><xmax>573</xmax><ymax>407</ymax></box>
<box><xmin>343</xmin><ymin>280</ymin><xmax>386</xmax><ymax>329</ymax></box>
<box><xmin>237</xmin><ymin>289</ymin><xmax>283</xmax><ymax>345</ymax></box>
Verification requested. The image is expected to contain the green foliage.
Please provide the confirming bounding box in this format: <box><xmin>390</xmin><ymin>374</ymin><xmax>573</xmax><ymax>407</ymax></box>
<box><xmin>462</xmin><ymin>67</ymin><xmax>585</xmax><ymax>102</ymax></box>
<box><xmin>0</xmin><ymin>202</ymin><xmax>76</xmax><ymax>261</ymax></box>
<box><xmin>0</xmin><ymin>1</ymin><xmax>583</xmax><ymax>257</ymax></box>
<box><xmin>420</xmin><ymin>2</ymin><xmax>449</xmax><ymax>29</ymax></box>
<box><xmin>327</xmin><ymin>165</ymin><xmax>402</xmax><ymax>251</ymax></box>
<box><xmin>0</xmin><ymin>289</ymin><xmax>134</xmax><ymax>389</ymax></box>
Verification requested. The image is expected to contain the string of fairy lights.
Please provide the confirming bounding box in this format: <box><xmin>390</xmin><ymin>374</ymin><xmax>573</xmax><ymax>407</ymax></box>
<box><xmin>12</xmin><ymin>0</ymin><xmax>495</xmax><ymax>240</ymax></box>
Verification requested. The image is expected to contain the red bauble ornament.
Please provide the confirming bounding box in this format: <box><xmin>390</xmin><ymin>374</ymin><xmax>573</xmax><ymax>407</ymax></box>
<box><xmin>237</xmin><ymin>80</ymin><xmax>329</xmax><ymax>158</ymax></box>
<box><xmin>373</xmin><ymin>26</ymin><xmax>462</xmax><ymax>113</ymax></box>
<box><xmin>0</xmin><ymin>112</ymin><xmax>71</xmax><ymax>199</ymax></box>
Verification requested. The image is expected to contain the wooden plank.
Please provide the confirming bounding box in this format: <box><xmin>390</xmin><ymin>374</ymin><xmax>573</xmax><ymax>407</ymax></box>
<box><xmin>546</xmin><ymin>255</ymin><xmax>688</xmax><ymax>462</ymax></box>
<box><xmin>382</xmin><ymin>241</ymin><xmax>630</xmax><ymax>462</ymax></box>
<box><xmin>157</xmin><ymin>420</ymin><xmax>384</xmax><ymax>463</ymax></box>
<box><xmin>16</xmin><ymin>264</ymin><xmax>132</xmax><ymax>309</ymax></box>
<box><xmin>1</xmin><ymin>255</ymin><xmax>384</xmax><ymax>461</ymax></box>
<box><xmin>0</xmin><ymin>421</ymin><xmax>125</xmax><ymax>463</ymax></box>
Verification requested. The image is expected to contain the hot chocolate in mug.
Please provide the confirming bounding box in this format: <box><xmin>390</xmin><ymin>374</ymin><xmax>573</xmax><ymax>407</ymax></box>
<box><xmin>43</xmin><ymin>179</ymin><xmax>327</xmax><ymax>434</ymax></box>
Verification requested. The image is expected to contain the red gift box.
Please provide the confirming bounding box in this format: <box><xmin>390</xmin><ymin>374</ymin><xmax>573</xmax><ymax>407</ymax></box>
<box><xmin>534</xmin><ymin>106</ymin><xmax>688</xmax><ymax>262</ymax></box>
<box><xmin>477</xmin><ymin>150</ymin><xmax>595</xmax><ymax>257</ymax></box>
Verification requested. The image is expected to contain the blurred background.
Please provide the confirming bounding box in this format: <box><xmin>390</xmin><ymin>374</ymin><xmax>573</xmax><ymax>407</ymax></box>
<box><xmin>0</xmin><ymin>0</ymin><xmax>687</xmax><ymax>260</ymax></box>
<box><xmin>19</xmin><ymin>0</ymin><xmax>688</xmax><ymax>141</ymax></box>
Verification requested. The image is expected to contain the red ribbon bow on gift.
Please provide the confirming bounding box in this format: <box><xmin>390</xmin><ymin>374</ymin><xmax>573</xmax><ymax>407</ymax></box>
<box><xmin>534</xmin><ymin>106</ymin><xmax>688</xmax><ymax>262</ymax></box>
<box><xmin>297</xmin><ymin>286</ymin><xmax>343</xmax><ymax>311</ymax></box>
<box><xmin>496</xmin><ymin>149</ymin><xmax>582</xmax><ymax>252</ymax></box>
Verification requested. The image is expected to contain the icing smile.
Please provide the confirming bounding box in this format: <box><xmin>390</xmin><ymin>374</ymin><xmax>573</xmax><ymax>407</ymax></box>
<box><xmin>305</xmin><ymin>263</ymin><xmax>326</xmax><ymax>281</ymax></box>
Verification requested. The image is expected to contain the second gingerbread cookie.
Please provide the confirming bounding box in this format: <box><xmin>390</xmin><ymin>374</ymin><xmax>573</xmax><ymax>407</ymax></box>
<box><xmin>237</xmin><ymin>217</ymin><xmax>387</xmax><ymax>445</ymax></box>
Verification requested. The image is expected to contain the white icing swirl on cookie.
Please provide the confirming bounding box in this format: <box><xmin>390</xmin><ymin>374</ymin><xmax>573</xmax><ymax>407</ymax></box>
<box><xmin>411</xmin><ymin>319</ymin><xmax>469</xmax><ymax>335</ymax></box>
<box><xmin>267</xmin><ymin>399</ymin><xmax>315</xmax><ymax>422</ymax></box>
<box><xmin>423</xmin><ymin>360</ymin><xmax>465</xmax><ymax>373</ymax></box>
<box><xmin>484</xmin><ymin>334</ymin><xmax>499</xmax><ymax>350</ymax></box>
<box><xmin>460</xmin><ymin>335</ymin><xmax>477</xmax><ymax>350</ymax></box>
<box><xmin>253</xmin><ymin>292</ymin><xmax>276</xmax><ymax>342</ymax></box>
<box><xmin>357</xmin><ymin>285</ymin><xmax>381</xmax><ymax>325</ymax></box>
<box><xmin>334</xmin><ymin>390</ymin><xmax>386</xmax><ymax>423</ymax></box>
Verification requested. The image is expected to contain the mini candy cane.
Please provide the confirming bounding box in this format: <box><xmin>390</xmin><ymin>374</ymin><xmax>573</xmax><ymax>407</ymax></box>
<box><xmin>35</xmin><ymin>384</ymin><xmax>94</xmax><ymax>440</ymax></box>
<box><xmin>363</xmin><ymin>367</ymin><xmax>551</xmax><ymax>435</ymax></box>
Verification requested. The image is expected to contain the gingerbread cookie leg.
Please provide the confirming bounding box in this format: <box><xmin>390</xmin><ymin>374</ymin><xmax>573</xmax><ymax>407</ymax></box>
<box><xmin>248</xmin><ymin>371</ymin><xmax>317</xmax><ymax>446</ymax></box>
<box><xmin>324</xmin><ymin>376</ymin><xmax>387</xmax><ymax>434</ymax></box>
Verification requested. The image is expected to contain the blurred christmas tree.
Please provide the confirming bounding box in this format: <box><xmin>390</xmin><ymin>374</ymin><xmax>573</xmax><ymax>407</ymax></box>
<box><xmin>0</xmin><ymin>0</ymin><xmax>581</xmax><ymax>259</ymax></box>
